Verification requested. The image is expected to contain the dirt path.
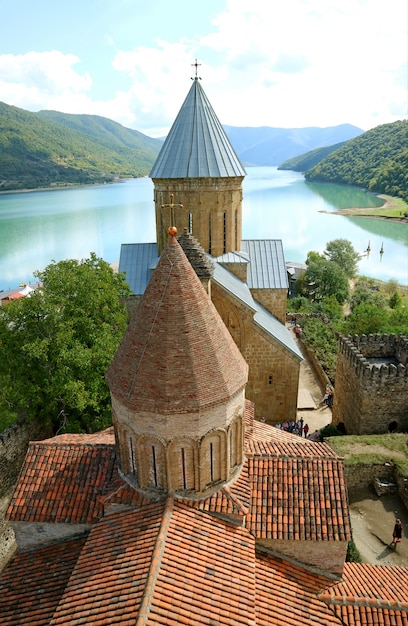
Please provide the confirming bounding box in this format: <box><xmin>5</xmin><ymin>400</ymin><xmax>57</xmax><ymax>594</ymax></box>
<box><xmin>349</xmin><ymin>489</ymin><xmax>408</xmax><ymax>565</ymax></box>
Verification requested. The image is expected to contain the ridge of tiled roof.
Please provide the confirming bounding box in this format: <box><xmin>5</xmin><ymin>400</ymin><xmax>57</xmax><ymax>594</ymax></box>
<box><xmin>44</xmin><ymin>499</ymin><xmax>258</xmax><ymax>625</ymax></box>
<box><xmin>6</xmin><ymin>441</ymin><xmax>117</xmax><ymax>524</ymax></box>
<box><xmin>49</xmin><ymin>502</ymin><xmax>166</xmax><ymax>625</ymax></box>
<box><xmin>319</xmin><ymin>562</ymin><xmax>408</xmax><ymax>619</ymax></box>
<box><xmin>247</xmin><ymin>421</ymin><xmax>340</xmax><ymax>459</ymax></box>
<box><xmin>149</xmin><ymin>78</ymin><xmax>246</xmax><ymax>179</ymax></box>
<box><xmin>40</xmin><ymin>427</ymin><xmax>115</xmax><ymax>445</ymax></box>
<box><xmin>255</xmin><ymin>551</ymin><xmax>343</xmax><ymax>625</ymax></box>
<box><xmin>107</xmin><ymin>233</ymin><xmax>248</xmax><ymax>414</ymax></box>
<box><xmin>177</xmin><ymin>228</ymin><xmax>215</xmax><ymax>278</ymax></box>
<box><xmin>246</xmin><ymin>455</ymin><xmax>350</xmax><ymax>542</ymax></box>
<box><xmin>0</xmin><ymin>536</ymin><xmax>87</xmax><ymax>626</ymax></box>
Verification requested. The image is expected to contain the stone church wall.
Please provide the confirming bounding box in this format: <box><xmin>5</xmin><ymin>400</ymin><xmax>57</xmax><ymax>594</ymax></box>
<box><xmin>152</xmin><ymin>177</ymin><xmax>244</xmax><ymax>257</ymax></box>
<box><xmin>250</xmin><ymin>288</ymin><xmax>287</xmax><ymax>325</ymax></box>
<box><xmin>332</xmin><ymin>334</ymin><xmax>408</xmax><ymax>435</ymax></box>
<box><xmin>212</xmin><ymin>283</ymin><xmax>299</xmax><ymax>424</ymax></box>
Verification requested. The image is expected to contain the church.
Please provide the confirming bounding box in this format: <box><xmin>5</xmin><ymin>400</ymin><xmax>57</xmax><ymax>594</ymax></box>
<box><xmin>1</xmin><ymin>228</ymin><xmax>407</xmax><ymax>624</ymax></box>
<box><xmin>1</xmin><ymin>73</ymin><xmax>407</xmax><ymax>625</ymax></box>
<box><xmin>119</xmin><ymin>73</ymin><xmax>302</xmax><ymax>424</ymax></box>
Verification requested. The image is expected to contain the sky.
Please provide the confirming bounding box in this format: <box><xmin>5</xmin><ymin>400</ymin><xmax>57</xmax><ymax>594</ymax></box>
<box><xmin>1</xmin><ymin>0</ymin><xmax>407</xmax><ymax>137</ymax></box>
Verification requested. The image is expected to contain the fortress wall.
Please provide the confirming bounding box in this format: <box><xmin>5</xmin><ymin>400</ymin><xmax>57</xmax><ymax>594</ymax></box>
<box><xmin>332</xmin><ymin>335</ymin><xmax>408</xmax><ymax>435</ymax></box>
<box><xmin>0</xmin><ymin>419</ymin><xmax>52</xmax><ymax>497</ymax></box>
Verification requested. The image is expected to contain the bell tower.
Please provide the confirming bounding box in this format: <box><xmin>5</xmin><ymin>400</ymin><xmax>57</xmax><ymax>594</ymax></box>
<box><xmin>150</xmin><ymin>71</ymin><xmax>246</xmax><ymax>256</ymax></box>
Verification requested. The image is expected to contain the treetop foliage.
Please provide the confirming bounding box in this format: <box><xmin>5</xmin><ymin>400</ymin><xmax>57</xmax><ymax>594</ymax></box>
<box><xmin>0</xmin><ymin>254</ymin><xmax>131</xmax><ymax>434</ymax></box>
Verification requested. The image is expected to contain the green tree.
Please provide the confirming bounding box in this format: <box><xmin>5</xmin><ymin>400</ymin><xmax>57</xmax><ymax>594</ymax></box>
<box><xmin>389</xmin><ymin>291</ymin><xmax>402</xmax><ymax>309</ymax></box>
<box><xmin>343</xmin><ymin>303</ymin><xmax>388</xmax><ymax>335</ymax></box>
<box><xmin>304</xmin><ymin>251</ymin><xmax>350</xmax><ymax>303</ymax></box>
<box><xmin>324</xmin><ymin>239</ymin><xmax>360</xmax><ymax>278</ymax></box>
<box><xmin>0</xmin><ymin>254</ymin><xmax>130</xmax><ymax>434</ymax></box>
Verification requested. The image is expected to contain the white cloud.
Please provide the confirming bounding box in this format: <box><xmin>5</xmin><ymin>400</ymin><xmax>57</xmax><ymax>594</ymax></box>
<box><xmin>0</xmin><ymin>0</ymin><xmax>406</xmax><ymax>134</ymax></box>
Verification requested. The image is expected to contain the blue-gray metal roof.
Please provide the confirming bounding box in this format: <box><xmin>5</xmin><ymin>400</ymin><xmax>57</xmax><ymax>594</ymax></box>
<box><xmin>241</xmin><ymin>240</ymin><xmax>288</xmax><ymax>290</ymax></box>
<box><xmin>149</xmin><ymin>79</ymin><xmax>246</xmax><ymax>179</ymax></box>
<box><xmin>119</xmin><ymin>243</ymin><xmax>158</xmax><ymax>295</ymax></box>
<box><xmin>118</xmin><ymin>242</ymin><xmax>301</xmax><ymax>359</ymax></box>
<box><xmin>212</xmin><ymin>262</ymin><xmax>302</xmax><ymax>360</ymax></box>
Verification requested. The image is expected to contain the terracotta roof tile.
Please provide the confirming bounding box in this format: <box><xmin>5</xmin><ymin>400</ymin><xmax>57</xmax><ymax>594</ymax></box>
<box><xmin>255</xmin><ymin>551</ymin><xmax>342</xmax><ymax>625</ymax></box>
<box><xmin>49</xmin><ymin>503</ymin><xmax>165</xmax><ymax>625</ymax></box>
<box><xmin>0</xmin><ymin>536</ymin><xmax>86</xmax><ymax>625</ymax></box>
<box><xmin>246</xmin><ymin>455</ymin><xmax>351</xmax><ymax>541</ymax></box>
<box><xmin>43</xmin><ymin>498</ymin><xmax>257</xmax><ymax>625</ymax></box>
<box><xmin>7</xmin><ymin>442</ymin><xmax>117</xmax><ymax>524</ymax></box>
<box><xmin>247</xmin><ymin>419</ymin><xmax>340</xmax><ymax>459</ymax></box>
<box><xmin>106</xmin><ymin>234</ymin><xmax>248</xmax><ymax>415</ymax></box>
<box><xmin>319</xmin><ymin>562</ymin><xmax>408</xmax><ymax>624</ymax></box>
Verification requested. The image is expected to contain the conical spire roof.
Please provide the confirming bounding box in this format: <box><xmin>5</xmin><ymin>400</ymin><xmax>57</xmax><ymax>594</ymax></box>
<box><xmin>107</xmin><ymin>230</ymin><xmax>248</xmax><ymax>414</ymax></box>
<box><xmin>149</xmin><ymin>78</ymin><xmax>246</xmax><ymax>179</ymax></box>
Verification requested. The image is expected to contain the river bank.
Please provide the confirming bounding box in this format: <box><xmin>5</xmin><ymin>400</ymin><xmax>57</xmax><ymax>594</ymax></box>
<box><xmin>320</xmin><ymin>195</ymin><xmax>408</xmax><ymax>224</ymax></box>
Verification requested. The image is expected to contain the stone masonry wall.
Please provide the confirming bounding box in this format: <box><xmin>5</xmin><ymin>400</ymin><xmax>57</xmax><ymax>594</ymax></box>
<box><xmin>0</xmin><ymin>418</ymin><xmax>52</xmax><ymax>498</ymax></box>
<box><xmin>332</xmin><ymin>334</ymin><xmax>408</xmax><ymax>435</ymax></box>
<box><xmin>212</xmin><ymin>283</ymin><xmax>300</xmax><ymax>424</ymax></box>
<box><xmin>258</xmin><ymin>539</ymin><xmax>347</xmax><ymax>577</ymax></box>
<box><xmin>251</xmin><ymin>288</ymin><xmax>287</xmax><ymax>325</ymax></box>
<box><xmin>152</xmin><ymin>177</ymin><xmax>244</xmax><ymax>256</ymax></box>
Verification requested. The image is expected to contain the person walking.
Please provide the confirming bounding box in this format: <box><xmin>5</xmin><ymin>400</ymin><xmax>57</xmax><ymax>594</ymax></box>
<box><xmin>392</xmin><ymin>519</ymin><xmax>403</xmax><ymax>547</ymax></box>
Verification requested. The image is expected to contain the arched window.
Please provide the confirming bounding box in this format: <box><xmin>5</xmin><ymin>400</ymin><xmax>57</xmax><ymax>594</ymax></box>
<box><xmin>201</xmin><ymin>431</ymin><xmax>226</xmax><ymax>488</ymax></box>
<box><xmin>229</xmin><ymin>420</ymin><xmax>242</xmax><ymax>469</ymax></box>
<box><xmin>208</xmin><ymin>212</ymin><xmax>212</xmax><ymax>255</ymax></box>
<box><xmin>223</xmin><ymin>211</ymin><xmax>227</xmax><ymax>253</ymax></box>
<box><xmin>138</xmin><ymin>437</ymin><xmax>167</xmax><ymax>491</ymax></box>
<box><xmin>168</xmin><ymin>439</ymin><xmax>196</xmax><ymax>491</ymax></box>
<box><xmin>235</xmin><ymin>209</ymin><xmax>238</xmax><ymax>250</ymax></box>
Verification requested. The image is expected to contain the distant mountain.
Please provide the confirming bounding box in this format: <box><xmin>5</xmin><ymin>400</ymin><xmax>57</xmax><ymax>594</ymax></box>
<box><xmin>304</xmin><ymin>120</ymin><xmax>408</xmax><ymax>202</ymax></box>
<box><xmin>0</xmin><ymin>100</ymin><xmax>367</xmax><ymax>191</ymax></box>
<box><xmin>223</xmin><ymin>124</ymin><xmax>363</xmax><ymax>166</ymax></box>
<box><xmin>277</xmin><ymin>142</ymin><xmax>347</xmax><ymax>172</ymax></box>
<box><xmin>0</xmin><ymin>102</ymin><xmax>162</xmax><ymax>191</ymax></box>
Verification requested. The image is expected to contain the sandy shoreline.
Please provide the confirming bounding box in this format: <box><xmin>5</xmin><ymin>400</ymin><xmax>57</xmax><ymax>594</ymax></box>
<box><xmin>319</xmin><ymin>195</ymin><xmax>408</xmax><ymax>224</ymax></box>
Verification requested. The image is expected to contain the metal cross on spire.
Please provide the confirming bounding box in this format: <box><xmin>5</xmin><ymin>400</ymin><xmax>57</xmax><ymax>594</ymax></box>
<box><xmin>161</xmin><ymin>193</ymin><xmax>183</xmax><ymax>228</ymax></box>
<box><xmin>191</xmin><ymin>59</ymin><xmax>202</xmax><ymax>80</ymax></box>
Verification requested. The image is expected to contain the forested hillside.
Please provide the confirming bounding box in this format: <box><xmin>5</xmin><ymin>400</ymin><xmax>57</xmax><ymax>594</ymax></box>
<box><xmin>0</xmin><ymin>102</ymin><xmax>162</xmax><ymax>191</ymax></box>
<box><xmin>304</xmin><ymin>120</ymin><xmax>408</xmax><ymax>202</ymax></box>
<box><xmin>278</xmin><ymin>142</ymin><xmax>347</xmax><ymax>172</ymax></box>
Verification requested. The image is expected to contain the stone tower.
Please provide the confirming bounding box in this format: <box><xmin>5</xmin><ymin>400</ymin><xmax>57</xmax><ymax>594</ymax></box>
<box><xmin>106</xmin><ymin>229</ymin><xmax>248</xmax><ymax>498</ymax></box>
<box><xmin>150</xmin><ymin>77</ymin><xmax>246</xmax><ymax>256</ymax></box>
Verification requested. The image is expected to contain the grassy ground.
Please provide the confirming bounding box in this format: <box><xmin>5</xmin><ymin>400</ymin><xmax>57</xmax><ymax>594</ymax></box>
<box><xmin>328</xmin><ymin>433</ymin><xmax>408</xmax><ymax>475</ymax></box>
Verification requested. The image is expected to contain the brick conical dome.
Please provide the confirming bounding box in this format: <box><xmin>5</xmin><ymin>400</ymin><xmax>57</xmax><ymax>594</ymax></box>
<box><xmin>107</xmin><ymin>232</ymin><xmax>248</xmax><ymax>415</ymax></box>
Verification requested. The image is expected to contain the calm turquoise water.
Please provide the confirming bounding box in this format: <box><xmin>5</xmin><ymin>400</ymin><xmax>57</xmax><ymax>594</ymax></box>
<box><xmin>0</xmin><ymin>167</ymin><xmax>407</xmax><ymax>291</ymax></box>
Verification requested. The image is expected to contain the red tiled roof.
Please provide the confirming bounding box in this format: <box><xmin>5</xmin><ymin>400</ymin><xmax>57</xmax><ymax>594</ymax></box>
<box><xmin>46</xmin><ymin>498</ymin><xmax>257</xmax><ymax>625</ymax></box>
<box><xmin>107</xmin><ymin>234</ymin><xmax>248</xmax><ymax>414</ymax></box>
<box><xmin>7</xmin><ymin>442</ymin><xmax>117</xmax><ymax>524</ymax></box>
<box><xmin>247</xmin><ymin>455</ymin><xmax>351</xmax><ymax>541</ymax></box>
<box><xmin>0</xmin><ymin>536</ymin><xmax>86</xmax><ymax>626</ymax></box>
<box><xmin>247</xmin><ymin>418</ymin><xmax>340</xmax><ymax>458</ymax></box>
<box><xmin>319</xmin><ymin>562</ymin><xmax>408</xmax><ymax>624</ymax></box>
<box><xmin>255</xmin><ymin>551</ymin><xmax>342</xmax><ymax>625</ymax></box>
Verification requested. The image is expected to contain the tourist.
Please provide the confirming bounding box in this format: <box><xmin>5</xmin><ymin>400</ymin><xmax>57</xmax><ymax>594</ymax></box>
<box><xmin>392</xmin><ymin>519</ymin><xmax>403</xmax><ymax>546</ymax></box>
<box><xmin>303</xmin><ymin>423</ymin><xmax>309</xmax><ymax>438</ymax></box>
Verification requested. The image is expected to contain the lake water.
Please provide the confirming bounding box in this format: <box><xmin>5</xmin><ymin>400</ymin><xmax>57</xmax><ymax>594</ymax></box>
<box><xmin>0</xmin><ymin>166</ymin><xmax>407</xmax><ymax>291</ymax></box>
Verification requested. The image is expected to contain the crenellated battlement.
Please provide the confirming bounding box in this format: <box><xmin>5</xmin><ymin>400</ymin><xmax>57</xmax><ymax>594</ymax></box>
<box><xmin>333</xmin><ymin>334</ymin><xmax>408</xmax><ymax>434</ymax></box>
<box><xmin>338</xmin><ymin>334</ymin><xmax>408</xmax><ymax>387</ymax></box>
